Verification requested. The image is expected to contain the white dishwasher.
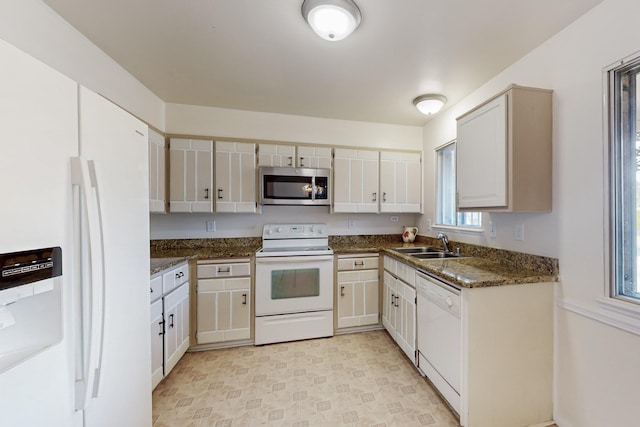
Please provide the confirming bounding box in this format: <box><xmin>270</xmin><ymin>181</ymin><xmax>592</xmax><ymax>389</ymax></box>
<box><xmin>416</xmin><ymin>271</ymin><xmax>461</xmax><ymax>414</ymax></box>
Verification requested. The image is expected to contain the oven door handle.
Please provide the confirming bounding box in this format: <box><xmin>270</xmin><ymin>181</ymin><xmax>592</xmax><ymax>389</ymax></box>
<box><xmin>255</xmin><ymin>255</ymin><xmax>334</xmax><ymax>264</ymax></box>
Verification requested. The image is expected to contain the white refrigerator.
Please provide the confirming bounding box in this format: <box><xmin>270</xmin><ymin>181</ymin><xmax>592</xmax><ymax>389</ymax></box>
<box><xmin>0</xmin><ymin>38</ymin><xmax>152</xmax><ymax>427</ymax></box>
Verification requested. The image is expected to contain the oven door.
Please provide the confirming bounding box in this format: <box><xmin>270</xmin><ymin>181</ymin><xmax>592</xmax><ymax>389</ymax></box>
<box><xmin>255</xmin><ymin>255</ymin><xmax>333</xmax><ymax>316</ymax></box>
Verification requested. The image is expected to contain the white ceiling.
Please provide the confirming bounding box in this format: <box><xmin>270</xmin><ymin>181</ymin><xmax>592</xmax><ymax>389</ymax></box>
<box><xmin>43</xmin><ymin>0</ymin><xmax>602</xmax><ymax>126</ymax></box>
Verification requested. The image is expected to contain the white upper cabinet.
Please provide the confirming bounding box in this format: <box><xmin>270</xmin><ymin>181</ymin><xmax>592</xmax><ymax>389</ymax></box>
<box><xmin>257</xmin><ymin>143</ymin><xmax>295</xmax><ymax>167</ymax></box>
<box><xmin>333</xmin><ymin>148</ymin><xmax>379</xmax><ymax>213</ymax></box>
<box><xmin>297</xmin><ymin>146</ymin><xmax>332</xmax><ymax>169</ymax></box>
<box><xmin>215</xmin><ymin>141</ymin><xmax>256</xmax><ymax>213</ymax></box>
<box><xmin>148</xmin><ymin>129</ymin><xmax>166</xmax><ymax>213</ymax></box>
<box><xmin>456</xmin><ymin>85</ymin><xmax>552</xmax><ymax>212</ymax></box>
<box><xmin>169</xmin><ymin>138</ymin><xmax>214</xmax><ymax>213</ymax></box>
<box><xmin>258</xmin><ymin>144</ymin><xmax>332</xmax><ymax>169</ymax></box>
<box><xmin>379</xmin><ymin>151</ymin><xmax>422</xmax><ymax>213</ymax></box>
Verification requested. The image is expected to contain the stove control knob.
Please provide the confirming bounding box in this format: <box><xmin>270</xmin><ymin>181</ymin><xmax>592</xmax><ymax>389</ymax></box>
<box><xmin>276</xmin><ymin>227</ymin><xmax>283</xmax><ymax>233</ymax></box>
<box><xmin>318</xmin><ymin>227</ymin><xmax>325</xmax><ymax>234</ymax></box>
<box><xmin>267</xmin><ymin>229</ymin><xmax>273</xmax><ymax>235</ymax></box>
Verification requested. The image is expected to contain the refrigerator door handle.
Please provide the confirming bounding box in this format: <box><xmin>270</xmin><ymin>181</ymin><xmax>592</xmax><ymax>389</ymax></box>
<box><xmin>71</xmin><ymin>157</ymin><xmax>106</xmax><ymax>411</ymax></box>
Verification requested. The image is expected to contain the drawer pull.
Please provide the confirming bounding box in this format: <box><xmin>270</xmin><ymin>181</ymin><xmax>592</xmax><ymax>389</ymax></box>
<box><xmin>354</xmin><ymin>261</ymin><xmax>365</xmax><ymax>267</ymax></box>
<box><xmin>242</xmin><ymin>293</ymin><xmax>247</xmax><ymax>305</ymax></box>
<box><xmin>217</xmin><ymin>267</ymin><xmax>231</xmax><ymax>273</ymax></box>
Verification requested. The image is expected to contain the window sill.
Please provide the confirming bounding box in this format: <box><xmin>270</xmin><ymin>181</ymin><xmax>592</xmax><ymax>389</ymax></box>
<box><xmin>432</xmin><ymin>224</ymin><xmax>484</xmax><ymax>234</ymax></box>
<box><xmin>558</xmin><ymin>297</ymin><xmax>640</xmax><ymax>337</ymax></box>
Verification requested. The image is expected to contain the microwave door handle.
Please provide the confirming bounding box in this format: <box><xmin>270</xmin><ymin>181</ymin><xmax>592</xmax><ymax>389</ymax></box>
<box><xmin>311</xmin><ymin>176</ymin><xmax>316</xmax><ymax>201</ymax></box>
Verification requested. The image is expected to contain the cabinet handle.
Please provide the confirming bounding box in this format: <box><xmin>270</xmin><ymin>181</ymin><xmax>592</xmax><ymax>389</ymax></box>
<box><xmin>391</xmin><ymin>294</ymin><xmax>395</xmax><ymax>306</ymax></box>
<box><xmin>372</xmin><ymin>192</ymin><xmax>377</xmax><ymax>202</ymax></box>
<box><xmin>340</xmin><ymin>286</ymin><xmax>345</xmax><ymax>297</ymax></box>
<box><xmin>242</xmin><ymin>293</ymin><xmax>247</xmax><ymax>305</ymax></box>
<box><xmin>150</xmin><ymin>287</ymin><xmax>153</xmax><ymax>293</ymax></box>
<box><xmin>354</xmin><ymin>261</ymin><xmax>365</xmax><ymax>267</ymax></box>
<box><xmin>287</xmin><ymin>156</ymin><xmax>293</xmax><ymax>166</ymax></box>
<box><xmin>395</xmin><ymin>296</ymin><xmax>400</xmax><ymax>308</ymax></box>
<box><xmin>217</xmin><ymin>188</ymin><xmax>223</xmax><ymax>199</ymax></box>
<box><xmin>383</xmin><ymin>192</ymin><xmax>387</xmax><ymax>202</ymax></box>
<box><xmin>204</xmin><ymin>188</ymin><xmax>209</xmax><ymax>199</ymax></box>
<box><xmin>158</xmin><ymin>320</ymin><xmax>165</xmax><ymax>336</ymax></box>
<box><xmin>217</xmin><ymin>266</ymin><xmax>231</xmax><ymax>273</ymax></box>
<box><xmin>169</xmin><ymin>314</ymin><xmax>174</xmax><ymax>329</ymax></box>
<box><xmin>300</xmin><ymin>157</ymin><xmax>305</xmax><ymax>167</ymax></box>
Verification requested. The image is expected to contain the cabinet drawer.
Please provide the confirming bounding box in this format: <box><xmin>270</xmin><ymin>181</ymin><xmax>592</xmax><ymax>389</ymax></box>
<box><xmin>197</xmin><ymin>261</ymin><xmax>250</xmax><ymax>278</ymax></box>
<box><xmin>383</xmin><ymin>256</ymin><xmax>398</xmax><ymax>275</ymax></box>
<box><xmin>162</xmin><ymin>263</ymin><xmax>189</xmax><ymax>294</ymax></box>
<box><xmin>150</xmin><ymin>275</ymin><xmax>163</xmax><ymax>302</ymax></box>
<box><xmin>337</xmin><ymin>255</ymin><xmax>379</xmax><ymax>271</ymax></box>
<box><xmin>198</xmin><ymin>276</ymin><xmax>251</xmax><ymax>292</ymax></box>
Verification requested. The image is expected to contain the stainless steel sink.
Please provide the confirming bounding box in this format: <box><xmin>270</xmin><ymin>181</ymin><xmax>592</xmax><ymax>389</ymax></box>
<box><xmin>409</xmin><ymin>252</ymin><xmax>461</xmax><ymax>259</ymax></box>
<box><xmin>393</xmin><ymin>246</ymin><xmax>442</xmax><ymax>254</ymax></box>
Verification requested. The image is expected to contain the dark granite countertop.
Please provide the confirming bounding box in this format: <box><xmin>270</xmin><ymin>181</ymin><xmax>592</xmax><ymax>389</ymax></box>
<box><xmin>149</xmin><ymin>235</ymin><xmax>559</xmax><ymax>288</ymax></box>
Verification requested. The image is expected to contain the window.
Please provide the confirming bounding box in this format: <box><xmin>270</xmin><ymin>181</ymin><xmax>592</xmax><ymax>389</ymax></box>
<box><xmin>608</xmin><ymin>54</ymin><xmax>640</xmax><ymax>303</ymax></box>
<box><xmin>435</xmin><ymin>141</ymin><xmax>481</xmax><ymax>228</ymax></box>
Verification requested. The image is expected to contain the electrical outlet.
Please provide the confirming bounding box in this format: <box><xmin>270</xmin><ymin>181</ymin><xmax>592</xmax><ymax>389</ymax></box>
<box><xmin>515</xmin><ymin>224</ymin><xmax>524</xmax><ymax>241</ymax></box>
<box><xmin>348</xmin><ymin>218</ymin><xmax>355</xmax><ymax>229</ymax></box>
<box><xmin>426</xmin><ymin>219</ymin><xmax>432</xmax><ymax>230</ymax></box>
<box><xmin>206</xmin><ymin>220</ymin><xmax>216</xmax><ymax>232</ymax></box>
<box><xmin>390</xmin><ymin>216</ymin><xmax>399</xmax><ymax>222</ymax></box>
<box><xmin>489</xmin><ymin>221</ymin><xmax>496</xmax><ymax>238</ymax></box>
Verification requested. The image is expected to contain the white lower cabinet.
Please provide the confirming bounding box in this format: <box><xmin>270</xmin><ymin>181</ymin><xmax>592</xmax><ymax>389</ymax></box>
<box><xmin>150</xmin><ymin>261</ymin><xmax>190</xmax><ymax>390</ymax></box>
<box><xmin>382</xmin><ymin>256</ymin><xmax>416</xmax><ymax>364</ymax></box>
<box><xmin>336</xmin><ymin>254</ymin><xmax>379</xmax><ymax>329</ymax></box>
<box><xmin>196</xmin><ymin>259</ymin><xmax>251</xmax><ymax>344</ymax></box>
<box><xmin>163</xmin><ymin>283</ymin><xmax>190</xmax><ymax>375</ymax></box>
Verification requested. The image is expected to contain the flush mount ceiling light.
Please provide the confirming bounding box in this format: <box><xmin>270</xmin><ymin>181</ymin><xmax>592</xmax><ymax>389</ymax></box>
<box><xmin>302</xmin><ymin>0</ymin><xmax>362</xmax><ymax>41</ymax></box>
<box><xmin>413</xmin><ymin>94</ymin><xmax>447</xmax><ymax>116</ymax></box>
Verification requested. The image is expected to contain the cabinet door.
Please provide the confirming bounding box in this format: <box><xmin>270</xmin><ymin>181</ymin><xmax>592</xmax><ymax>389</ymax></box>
<box><xmin>215</xmin><ymin>141</ymin><xmax>256</xmax><ymax>213</ymax></box>
<box><xmin>337</xmin><ymin>273</ymin><xmax>356</xmax><ymax>328</ymax></box>
<box><xmin>337</xmin><ymin>270</ymin><xmax>379</xmax><ymax>329</ymax></box>
<box><xmin>169</xmin><ymin>138</ymin><xmax>214</xmax><ymax>213</ymax></box>
<box><xmin>380</xmin><ymin>151</ymin><xmax>421</xmax><ymax>213</ymax></box>
<box><xmin>297</xmin><ymin>146</ymin><xmax>332</xmax><ymax>169</ymax></box>
<box><xmin>197</xmin><ymin>276</ymin><xmax>251</xmax><ymax>344</ymax></box>
<box><xmin>149</xmin><ymin>129</ymin><xmax>166</xmax><ymax>213</ymax></box>
<box><xmin>163</xmin><ymin>282</ymin><xmax>189</xmax><ymax>376</ymax></box>
<box><xmin>150</xmin><ymin>299</ymin><xmax>164</xmax><ymax>390</ymax></box>
<box><xmin>258</xmin><ymin>143</ymin><xmax>295</xmax><ymax>167</ymax></box>
<box><xmin>333</xmin><ymin>148</ymin><xmax>379</xmax><ymax>213</ymax></box>
<box><xmin>382</xmin><ymin>271</ymin><xmax>397</xmax><ymax>336</ymax></box>
<box><xmin>456</xmin><ymin>94</ymin><xmax>507</xmax><ymax>209</ymax></box>
<box><xmin>396</xmin><ymin>280</ymin><xmax>416</xmax><ymax>363</ymax></box>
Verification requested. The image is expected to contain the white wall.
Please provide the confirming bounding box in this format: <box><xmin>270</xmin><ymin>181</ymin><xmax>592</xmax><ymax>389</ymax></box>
<box><xmin>0</xmin><ymin>0</ymin><xmax>165</xmax><ymax>131</ymax></box>
<box><xmin>166</xmin><ymin>103</ymin><xmax>423</xmax><ymax>150</ymax></box>
<box><xmin>150</xmin><ymin>103</ymin><xmax>423</xmax><ymax>239</ymax></box>
<box><xmin>420</xmin><ymin>0</ymin><xmax>640</xmax><ymax>425</ymax></box>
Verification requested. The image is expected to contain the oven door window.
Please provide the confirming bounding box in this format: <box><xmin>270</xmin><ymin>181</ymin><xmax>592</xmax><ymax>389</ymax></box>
<box><xmin>271</xmin><ymin>268</ymin><xmax>320</xmax><ymax>299</ymax></box>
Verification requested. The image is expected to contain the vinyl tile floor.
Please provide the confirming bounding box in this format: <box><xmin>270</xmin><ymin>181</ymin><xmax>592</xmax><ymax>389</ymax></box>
<box><xmin>152</xmin><ymin>330</ymin><xmax>460</xmax><ymax>426</ymax></box>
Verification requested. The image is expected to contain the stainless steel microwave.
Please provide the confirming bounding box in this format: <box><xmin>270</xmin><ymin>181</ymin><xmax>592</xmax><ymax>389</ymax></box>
<box><xmin>259</xmin><ymin>166</ymin><xmax>331</xmax><ymax>206</ymax></box>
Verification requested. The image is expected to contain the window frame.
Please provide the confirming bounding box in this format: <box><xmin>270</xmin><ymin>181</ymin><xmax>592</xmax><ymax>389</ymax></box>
<box><xmin>434</xmin><ymin>140</ymin><xmax>483</xmax><ymax>232</ymax></box>
<box><xmin>604</xmin><ymin>51</ymin><xmax>640</xmax><ymax>309</ymax></box>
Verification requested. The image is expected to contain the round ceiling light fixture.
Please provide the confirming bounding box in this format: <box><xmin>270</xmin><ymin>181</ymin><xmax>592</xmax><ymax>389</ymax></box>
<box><xmin>302</xmin><ymin>0</ymin><xmax>362</xmax><ymax>41</ymax></box>
<box><xmin>413</xmin><ymin>94</ymin><xmax>447</xmax><ymax>116</ymax></box>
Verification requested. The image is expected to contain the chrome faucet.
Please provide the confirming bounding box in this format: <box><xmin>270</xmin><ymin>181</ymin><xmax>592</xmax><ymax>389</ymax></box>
<box><xmin>437</xmin><ymin>232</ymin><xmax>450</xmax><ymax>253</ymax></box>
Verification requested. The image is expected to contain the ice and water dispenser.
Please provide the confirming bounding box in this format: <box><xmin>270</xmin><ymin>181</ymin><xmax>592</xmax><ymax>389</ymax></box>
<box><xmin>0</xmin><ymin>247</ymin><xmax>63</xmax><ymax>373</ymax></box>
